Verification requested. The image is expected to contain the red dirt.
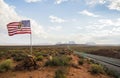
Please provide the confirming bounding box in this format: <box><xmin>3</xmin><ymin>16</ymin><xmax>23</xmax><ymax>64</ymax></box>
<box><xmin>0</xmin><ymin>55</ymin><xmax>113</xmax><ymax>78</ymax></box>
<box><xmin>67</xmin><ymin>67</ymin><xmax>111</xmax><ymax>78</ymax></box>
<box><xmin>0</xmin><ymin>67</ymin><xmax>56</xmax><ymax>78</ymax></box>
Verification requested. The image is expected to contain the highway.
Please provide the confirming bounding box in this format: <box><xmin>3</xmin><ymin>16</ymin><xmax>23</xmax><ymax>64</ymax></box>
<box><xmin>74</xmin><ymin>51</ymin><xmax>120</xmax><ymax>77</ymax></box>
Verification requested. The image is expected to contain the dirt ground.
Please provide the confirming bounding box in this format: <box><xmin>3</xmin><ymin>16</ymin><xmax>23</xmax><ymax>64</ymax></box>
<box><xmin>0</xmin><ymin>67</ymin><xmax>112</xmax><ymax>78</ymax></box>
<box><xmin>0</xmin><ymin>55</ymin><xmax>113</xmax><ymax>78</ymax></box>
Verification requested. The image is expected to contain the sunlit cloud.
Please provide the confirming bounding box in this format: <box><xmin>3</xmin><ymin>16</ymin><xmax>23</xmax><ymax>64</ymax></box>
<box><xmin>49</xmin><ymin>15</ymin><xmax>66</xmax><ymax>23</ymax></box>
<box><xmin>54</xmin><ymin>0</ymin><xmax>68</xmax><ymax>4</ymax></box>
<box><xmin>79</xmin><ymin>10</ymin><xmax>100</xmax><ymax>17</ymax></box>
<box><xmin>48</xmin><ymin>26</ymin><xmax>62</xmax><ymax>31</ymax></box>
<box><xmin>108</xmin><ymin>0</ymin><xmax>120</xmax><ymax>11</ymax></box>
<box><xmin>25</xmin><ymin>0</ymin><xmax>42</xmax><ymax>3</ymax></box>
<box><xmin>85</xmin><ymin>0</ymin><xmax>120</xmax><ymax>11</ymax></box>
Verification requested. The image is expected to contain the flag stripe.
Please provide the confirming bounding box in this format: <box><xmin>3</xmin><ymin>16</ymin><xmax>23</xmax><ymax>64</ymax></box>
<box><xmin>7</xmin><ymin>28</ymin><xmax>31</xmax><ymax>32</ymax></box>
<box><xmin>8</xmin><ymin>31</ymin><xmax>31</xmax><ymax>36</ymax></box>
<box><xmin>7</xmin><ymin>22</ymin><xmax>20</xmax><ymax>26</ymax></box>
<box><xmin>9</xmin><ymin>32</ymin><xmax>31</xmax><ymax>35</ymax></box>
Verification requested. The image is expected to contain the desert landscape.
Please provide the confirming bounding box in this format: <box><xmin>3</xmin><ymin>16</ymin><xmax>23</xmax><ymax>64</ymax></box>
<box><xmin>0</xmin><ymin>45</ymin><xmax>119</xmax><ymax>78</ymax></box>
<box><xmin>1</xmin><ymin>0</ymin><xmax>120</xmax><ymax>78</ymax></box>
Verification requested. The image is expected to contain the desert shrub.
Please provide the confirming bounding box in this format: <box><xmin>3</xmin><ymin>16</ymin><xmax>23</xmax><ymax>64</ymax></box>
<box><xmin>0</xmin><ymin>59</ymin><xmax>13</xmax><ymax>72</ymax></box>
<box><xmin>89</xmin><ymin>64</ymin><xmax>105</xmax><ymax>74</ymax></box>
<box><xmin>0</xmin><ymin>52</ymin><xmax>4</xmax><ymax>59</ymax></box>
<box><xmin>45</xmin><ymin>55</ymin><xmax>71</xmax><ymax>66</ymax></box>
<box><xmin>78</xmin><ymin>55</ymin><xmax>84</xmax><ymax>59</ymax></box>
<box><xmin>13</xmin><ymin>53</ymin><xmax>27</xmax><ymax>62</ymax></box>
<box><xmin>89</xmin><ymin>59</ymin><xmax>95</xmax><ymax>64</ymax></box>
<box><xmin>34</xmin><ymin>52</ymin><xmax>42</xmax><ymax>56</ymax></box>
<box><xmin>78</xmin><ymin>59</ymin><xmax>84</xmax><ymax>65</ymax></box>
<box><xmin>11</xmin><ymin>54</ymin><xmax>16</xmax><ymax>58</ymax></box>
<box><xmin>35</xmin><ymin>55</ymin><xmax>43</xmax><ymax>61</ymax></box>
<box><xmin>55</xmin><ymin>69</ymin><xmax>66</xmax><ymax>78</ymax></box>
<box><xmin>0</xmin><ymin>51</ymin><xmax>11</xmax><ymax>59</ymax></box>
<box><xmin>87</xmin><ymin>59</ymin><xmax>95</xmax><ymax>64</ymax></box>
<box><xmin>34</xmin><ymin>52</ymin><xmax>48</xmax><ymax>57</ymax></box>
<box><xmin>0</xmin><ymin>51</ymin><xmax>4</xmax><ymax>56</ymax></box>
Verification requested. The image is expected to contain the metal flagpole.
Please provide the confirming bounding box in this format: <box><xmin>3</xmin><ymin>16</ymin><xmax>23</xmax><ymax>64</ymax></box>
<box><xmin>30</xmin><ymin>33</ymin><xmax>32</xmax><ymax>55</ymax></box>
<box><xmin>30</xmin><ymin>20</ymin><xmax>32</xmax><ymax>55</ymax></box>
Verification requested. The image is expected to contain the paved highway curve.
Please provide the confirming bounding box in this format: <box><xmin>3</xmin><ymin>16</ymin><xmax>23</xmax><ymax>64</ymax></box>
<box><xmin>74</xmin><ymin>51</ymin><xmax>120</xmax><ymax>77</ymax></box>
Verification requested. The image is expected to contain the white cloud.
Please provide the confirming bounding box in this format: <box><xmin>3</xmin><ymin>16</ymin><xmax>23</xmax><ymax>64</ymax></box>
<box><xmin>71</xmin><ymin>19</ymin><xmax>77</xmax><ymax>22</ymax></box>
<box><xmin>79</xmin><ymin>10</ymin><xmax>100</xmax><ymax>17</ymax></box>
<box><xmin>85</xmin><ymin>0</ymin><xmax>120</xmax><ymax>11</ymax></box>
<box><xmin>108</xmin><ymin>0</ymin><xmax>120</xmax><ymax>11</ymax></box>
<box><xmin>49</xmin><ymin>26</ymin><xmax>62</xmax><ymax>31</ymax></box>
<box><xmin>0</xmin><ymin>0</ymin><xmax>47</xmax><ymax>44</ymax></box>
<box><xmin>54</xmin><ymin>0</ymin><xmax>68</xmax><ymax>4</ymax></box>
<box><xmin>49</xmin><ymin>15</ymin><xmax>66</xmax><ymax>23</ymax></box>
<box><xmin>77</xmin><ymin>18</ymin><xmax>120</xmax><ymax>44</ymax></box>
<box><xmin>85</xmin><ymin>0</ymin><xmax>106</xmax><ymax>5</ymax></box>
<box><xmin>99</xmin><ymin>0</ymin><xmax>106</xmax><ymax>4</ymax></box>
<box><xmin>25</xmin><ymin>0</ymin><xmax>42</xmax><ymax>3</ymax></box>
<box><xmin>98</xmin><ymin>19</ymin><xmax>113</xmax><ymax>27</ymax></box>
<box><xmin>86</xmin><ymin>18</ymin><xmax>120</xmax><ymax>36</ymax></box>
<box><xmin>98</xmin><ymin>18</ymin><xmax>120</xmax><ymax>27</ymax></box>
<box><xmin>76</xmin><ymin>26</ymin><xmax>83</xmax><ymax>30</ymax></box>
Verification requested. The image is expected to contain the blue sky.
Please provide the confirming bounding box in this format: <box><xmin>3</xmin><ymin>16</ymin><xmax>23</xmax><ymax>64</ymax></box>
<box><xmin>0</xmin><ymin>0</ymin><xmax>120</xmax><ymax>45</ymax></box>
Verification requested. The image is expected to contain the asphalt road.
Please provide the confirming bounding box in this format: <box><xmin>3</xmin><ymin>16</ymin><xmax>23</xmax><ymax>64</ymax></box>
<box><xmin>74</xmin><ymin>51</ymin><xmax>120</xmax><ymax>76</ymax></box>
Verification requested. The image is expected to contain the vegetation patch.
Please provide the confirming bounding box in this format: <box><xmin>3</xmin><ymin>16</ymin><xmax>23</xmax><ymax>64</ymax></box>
<box><xmin>86</xmin><ymin>59</ymin><xmax>96</xmax><ymax>64</ymax></box>
<box><xmin>12</xmin><ymin>53</ymin><xmax>27</xmax><ymax>62</ymax></box>
<box><xmin>89</xmin><ymin>64</ymin><xmax>105</xmax><ymax>74</ymax></box>
<box><xmin>35</xmin><ymin>55</ymin><xmax>43</xmax><ymax>61</ymax></box>
<box><xmin>0</xmin><ymin>59</ymin><xmax>13</xmax><ymax>72</ymax></box>
<box><xmin>78</xmin><ymin>59</ymin><xmax>84</xmax><ymax>65</ymax></box>
<box><xmin>54</xmin><ymin>69</ymin><xmax>67</xmax><ymax>78</ymax></box>
<box><xmin>45</xmin><ymin>55</ymin><xmax>71</xmax><ymax>66</ymax></box>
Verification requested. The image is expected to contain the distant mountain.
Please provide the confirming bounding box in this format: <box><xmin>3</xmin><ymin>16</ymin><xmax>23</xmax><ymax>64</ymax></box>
<box><xmin>56</xmin><ymin>41</ymin><xmax>76</xmax><ymax>45</ymax></box>
<box><xmin>85</xmin><ymin>42</ymin><xmax>96</xmax><ymax>45</ymax></box>
<box><xmin>56</xmin><ymin>42</ymin><xmax>62</xmax><ymax>45</ymax></box>
<box><xmin>68</xmin><ymin>41</ymin><xmax>76</xmax><ymax>44</ymax></box>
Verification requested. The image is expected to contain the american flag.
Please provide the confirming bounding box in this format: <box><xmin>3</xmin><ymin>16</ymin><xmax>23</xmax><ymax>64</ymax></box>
<box><xmin>7</xmin><ymin>20</ymin><xmax>31</xmax><ymax>36</ymax></box>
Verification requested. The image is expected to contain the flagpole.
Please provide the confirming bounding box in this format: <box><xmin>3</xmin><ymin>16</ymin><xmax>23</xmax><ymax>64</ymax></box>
<box><xmin>29</xmin><ymin>20</ymin><xmax>32</xmax><ymax>55</ymax></box>
<box><xmin>30</xmin><ymin>32</ymin><xmax>32</xmax><ymax>55</ymax></box>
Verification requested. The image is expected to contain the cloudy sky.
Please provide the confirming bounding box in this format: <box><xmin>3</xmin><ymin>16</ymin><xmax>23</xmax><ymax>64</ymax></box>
<box><xmin>0</xmin><ymin>0</ymin><xmax>120</xmax><ymax>45</ymax></box>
